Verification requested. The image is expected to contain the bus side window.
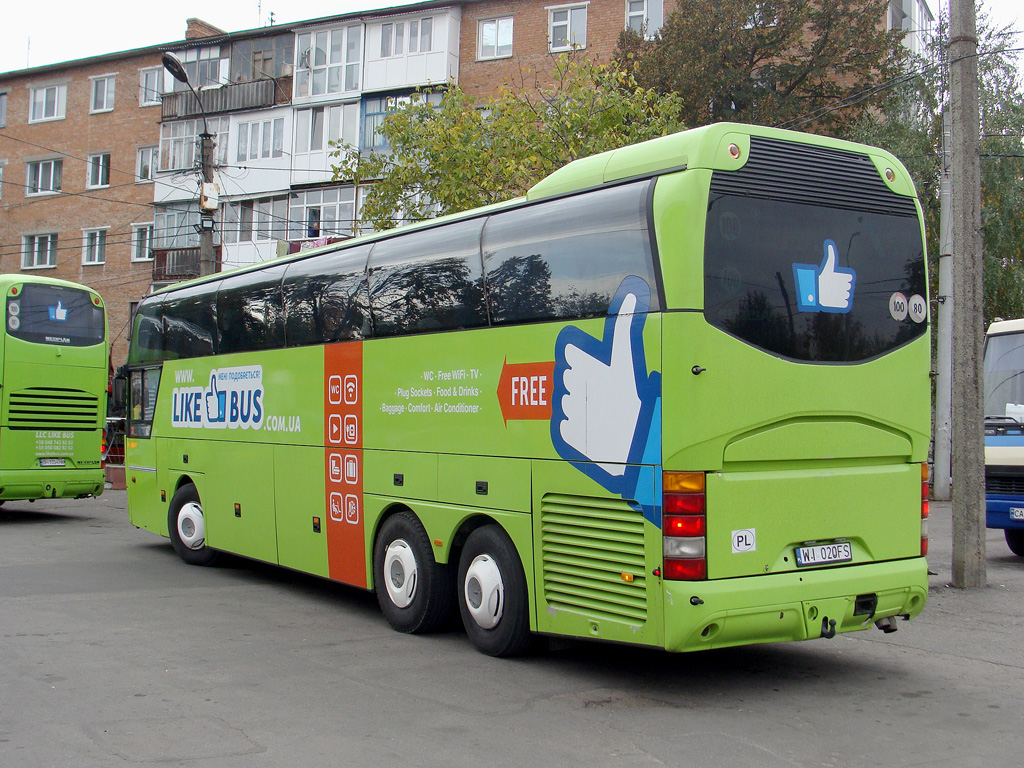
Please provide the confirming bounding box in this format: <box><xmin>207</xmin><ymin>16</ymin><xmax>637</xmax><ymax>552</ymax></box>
<box><xmin>282</xmin><ymin>245</ymin><xmax>372</xmax><ymax>346</ymax></box>
<box><xmin>368</xmin><ymin>219</ymin><xmax>487</xmax><ymax>337</ymax></box>
<box><xmin>482</xmin><ymin>180</ymin><xmax>658</xmax><ymax>324</ymax></box>
<box><xmin>162</xmin><ymin>282</ymin><xmax>221</xmax><ymax>360</ymax></box>
<box><xmin>128</xmin><ymin>296</ymin><xmax>165</xmax><ymax>365</ymax></box>
<box><xmin>217</xmin><ymin>265</ymin><xmax>286</xmax><ymax>354</ymax></box>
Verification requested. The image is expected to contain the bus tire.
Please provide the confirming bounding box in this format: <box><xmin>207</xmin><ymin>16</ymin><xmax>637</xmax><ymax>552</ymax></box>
<box><xmin>167</xmin><ymin>484</ymin><xmax>218</xmax><ymax>567</ymax></box>
<box><xmin>373</xmin><ymin>511</ymin><xmax>453</xmax><ymax>634</ymax></box>
<box><xmin>1006</xmin><ymin>529</ymin><xmax>1024</xmax><ymax>556</ymax></box>
<box><xmin>457</xmin><ymin>524</ymin><xmax>533</xmax><ymax>657</ymax></box>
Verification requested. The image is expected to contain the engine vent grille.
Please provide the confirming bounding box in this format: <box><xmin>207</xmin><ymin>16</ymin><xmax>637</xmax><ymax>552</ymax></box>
<box><xmin>540</xmin><ymin>493</ymin><xmax>648</xmax><ymax>624</ymax></box>
<box><xmin>7</xmin><ymin>388</ymin><xmax>100</xmax><ymax>430</ymax></box>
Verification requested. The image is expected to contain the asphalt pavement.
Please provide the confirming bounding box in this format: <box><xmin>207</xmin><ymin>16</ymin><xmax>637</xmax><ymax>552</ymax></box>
<box><xmin>1</xmin><ymin>491</ymin><xmax>1021</xmax><ymax>767</ymax></box>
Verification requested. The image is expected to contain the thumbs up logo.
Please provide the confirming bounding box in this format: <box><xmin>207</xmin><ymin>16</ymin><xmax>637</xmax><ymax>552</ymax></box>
<box><xmin>793</xmin><ymin>239</ymin><xmax>856</xmax><ymax>313</ymax></box>
<box><xmin>205</xmin><ymin>373</ymin><xmax>226</xmax><ymax>423</ymax></box>
<box><xmin>550</xmin><ymin>276</ymin><xmax>661</xmax><ymax>502</ymax></box>
<box><xmin>48</xmin><ymin>301</ymin><xmax>68</xmax><ymax>322</ymax></box>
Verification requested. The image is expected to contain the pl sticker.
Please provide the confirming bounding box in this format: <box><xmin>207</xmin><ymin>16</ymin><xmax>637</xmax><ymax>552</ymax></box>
<box><xmin>889</xmin><ymin>292</ymin><xmax>908</xmax><ymax>321</ymax></box>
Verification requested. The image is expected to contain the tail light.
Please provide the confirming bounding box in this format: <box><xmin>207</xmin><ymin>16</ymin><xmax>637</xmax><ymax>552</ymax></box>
<box><xmin>101</xmin><ymin>428</ymin><xmax>107</xmax><ymax>469</ymax></box>
<box><xmin>663</xmin><ymin>471</ymin><xmax>706</xmax><ymax>580</ymax></box>
<box><xmin>920</xmin><ymin>463</ymin><xmax>929</xmax><ymax>556</ymax></box>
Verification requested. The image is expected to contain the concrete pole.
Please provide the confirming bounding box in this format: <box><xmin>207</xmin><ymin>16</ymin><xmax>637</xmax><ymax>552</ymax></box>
<box><xmin>949</xmin><ymin>0</ymin><xmax>986</xmax><ymax>588</ymax></box>
<box><xmin>199</xmin><ymin>131</ymin><xmax>216</xmax><ymax>277</ymax></box>
<box><xmin>933</xmin><ymin>111</ymin><xmax>952</xmax><ymax>501</ymax></box>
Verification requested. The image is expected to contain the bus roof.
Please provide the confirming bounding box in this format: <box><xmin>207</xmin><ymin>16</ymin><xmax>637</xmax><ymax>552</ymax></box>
<box><xmin>0</xmin><ymin>273</ymin><xmax>103</xmax><ymax>299</ymax></box>
<box><xmin>988</xmin><ymin>319</ymin><xmax>1024</xmax><ymax>336</ymax></box>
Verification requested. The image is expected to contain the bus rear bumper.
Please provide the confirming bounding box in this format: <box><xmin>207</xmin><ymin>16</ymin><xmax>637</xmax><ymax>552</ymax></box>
<box><xmin>0</xmin><ymin>469</ymin><xmax>105</xmax><ymax>501</ymax></box>
<box><xmin>985</xmin><ymin>495</ymin><xmax>1024</xmax><ymax>531</ymax></box>
<box><xmin>664</xmin><ymin>558</ymin><xmax>928</xmax><ymax>652</ymax></box>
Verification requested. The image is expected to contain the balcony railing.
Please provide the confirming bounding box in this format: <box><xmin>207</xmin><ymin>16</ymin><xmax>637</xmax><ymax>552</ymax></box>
<box><xmin>152</xmin><ymin>247</ymin><xmax>222</xmax><ymax>283</ymax></box>
<box><xmin>160</xmin><ymin>78</ymin><xmax>288</xmax><ymax>121</ymax></box>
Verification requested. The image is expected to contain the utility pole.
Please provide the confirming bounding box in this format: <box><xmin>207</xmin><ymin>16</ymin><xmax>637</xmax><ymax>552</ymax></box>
<box><xmin>933</xmin><ymin>111</ymin><xmax>952</xmax><ymax>501</ymax></box>
<box><xmin>949</xmin><ymin>0</ymin><xmax>986</xmax><ymax>587</ymax></box>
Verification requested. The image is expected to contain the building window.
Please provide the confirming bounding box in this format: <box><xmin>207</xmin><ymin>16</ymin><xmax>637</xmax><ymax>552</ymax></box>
<box><xmin>223</xmin><ymin>196</ymin><xmax>288</xmax><ymax>243</ymax></box>
<box><xmin>288</xmin><ymin>187</ymin><xmax>356</xmax><ymax>239</ymax></box>
<box><xmin>295</xmin><ymin>25</ymin><xmax>362</xmax><ymax>98</ymax></box>
<box><xmin>82</xmin><ymin>229</ymin><xmax>108</xmax><ymax>265</ymax></box>
<box><xmin>479</xmin><ymin>18</ymin><xmax>513</xmax><ymax>60</ymax></box>
<box><xmin>132</xmin><ymin>223</ymin><xmax>154</xmax><ymax>261</ymax></box>
<box><xmin>137</xmin><ymin>146</ymin><xmax>158</xmax><ymax>182</ymax></box>
<box><xmin>295</xmin><ymin>105</ymin><xmax>345</xmax><ymax>154</ymax></box>
<box><xmin>91</xmin><ymin>75</ymin><xmax>116</xmax><ymax>113</ymax></box>
<box><xmin>22</xmin><ymin>234</ymin><xmax>58</xmax><ymax>269</ymax></box>
<box><xmin>26</xmin><ymin>159</ymin><xmax>62</xmax><ymax>195</ymax></box>
<box><xmin>237</xmin><ymin>118</ymin><xmax>285</xmax><ymax>161</ymax></box>
<box><xmin>380</xmin><ymin>17</ymin><xmax>433</xmax><ymax>58</ymax></box>
<box><xmin>29</xmin><ymin>84</ymin><xmax>67</xmax><ymax>122</ymax></box>
<box><xmin>0</xmin><ymin>92</ymin><xmax>7</xmax><ymax>127</ymax></box>
<box><xmin>159</xmin><ymin>117</ymin><xmax>228</xmax><ymax>171</ymax></box>
<box><xmin>230</xmin><ymin>35</ymin><xmax>295</xmax><ymax>81</ymax></box>
<box><xmin>154</xmin><ymin>204</ymin><xmax>200</xmax><ymax>249</ymax></box>
<box><xmin>86</xmin><ymin>153</ymin><xmax>111</xmax><ymax>189</ymax></box>
<box><xmin>139</xmin><ymin>67</ymin><xmax>163</xmax><ymax>106</ymax></box>
<box><xmin>549</xmin><ymin>5</ymin><xmax>587</xmax><ymax>51</ymax></box>
<box><xmin>362</xmin><ymin>91</ymin><xmax>441</xmax><ymax>151</ymax></box>
<box><xmin>171</xmin><ymin>47</ymin><xmax>222</xmax><ymax>91</ymax></box>
<box><xmin>0</xmin><ymin>165</ymin><xmax>4</xmax><ymax>201</ymax></box>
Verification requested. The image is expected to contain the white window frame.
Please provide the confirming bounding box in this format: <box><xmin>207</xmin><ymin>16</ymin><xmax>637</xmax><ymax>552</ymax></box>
<box><xmin>288</xmin><ymin>187</ymin><xmax>356</xmax><ymax>240</ymax></box>
<box><xmin>139</xmin><ymin>67</ymin><xmax>163</xmax><ymax>107</ymax></box>
<box><xmin>548</xmin><ymin>4</ymin><xmax>588</xmax><ymax>52</ymax></box>
<box><xmin>136</xmin><ymin>146</ymin><xmax>158</xmax><ymax>182</ymax></box>
<box><xmin>626</xmin><ymin>0</ymin><xmax>646</xmax><ymax>32</ymax></box>
<box><xmin>22</xmin><ymin>233</ymin><xmax>58</xmax><ymax>269</ymax></box>
<box><xmin>478</xmin><ymin>17</ymin><xmax>514</xmax><ymax>60</ymax></box>
<box><xmin>295</xmin><ymin>25</ymin><xmax>362</xmax><ymax>99</ymax></box>
<box><xmin>29</xmin><ymin>84</ymin><xmax>67</xmax><ymax>123</ymax></box>
<box><xmin>90</xmin><ymin>74</ymin><xmax>116</xmax><ymax>113</ymax></box>
<box><xmin>82</xmin><ymin>228</ymin><xmax>108</xmax><ymax>265</ymax></box>
<box><xmin>236</xmin><ymin>118</ymin><xmax>285</xmax><ymax>162</ymax></box>
<box><xmin>86</xmin><ymin>153</ymin><xmax>111</xmax><ymax>189</ymax></box>
<box><xmin>0</xmin><ymin>92</ymin><xmax>7</xmax><ymax>128</ymax></box>
<box><xmin>159</xmin><ymin>117</ymin><xmax>228</xmax><ymax>171</ymax></box>
<box><xmin>26</xmin><ymin>158</ymin><xmax>62</xmax><ymax>196</ymax></box>
<box><xmin>131</xmin><ymin>223</ymin><xmax>155</xmax><ymax>262</ymax></box>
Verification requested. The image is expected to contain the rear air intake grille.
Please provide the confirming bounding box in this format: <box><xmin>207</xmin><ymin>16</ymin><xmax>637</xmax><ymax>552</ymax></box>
<box><xmin>7</xmin><ymin>388</ymin><xmax>100</xmax><ymax>429</ymax></box>
<box><xmin>540</xmin><ymin>493</ymin><xmax>648</xmax><ymax>624</ymax></box>
<box><xmin>709</xmin><ymin>136</ymin><xmax>919</xmax><ymax>217</ymax></box>
<box><xmin>986</xmin><ymin>474</ymin><xmax>1024</xmax><ymax>496</ymax></box>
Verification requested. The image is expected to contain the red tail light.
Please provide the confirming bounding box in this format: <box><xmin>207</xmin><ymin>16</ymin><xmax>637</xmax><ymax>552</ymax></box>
<box><xmin>101</xmin><ymin>428</ymin><xmax>107</xmax><ymax>469</ymax></box>
<box><xmin>920</xmin><ymin>463</ymin><xmax>929</xmax><ymax>556</ymax></box>
<box><xmin>663</xmin><ymin>472</ymin><xmax>706</xmax><ymax>581</ymax></box>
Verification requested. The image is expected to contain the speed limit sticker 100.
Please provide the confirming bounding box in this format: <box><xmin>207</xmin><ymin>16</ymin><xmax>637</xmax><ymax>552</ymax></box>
<box><xmin>889</xmin><ymin>293</ymin><xmax>927</xmax><ymax>323</ymax></box>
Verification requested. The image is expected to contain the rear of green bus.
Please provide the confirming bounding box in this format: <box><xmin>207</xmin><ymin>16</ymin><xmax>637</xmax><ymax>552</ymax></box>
<box><xmin>652</xmin><ymin>126</ymin><xmax>929</xmax><ymax>649</ymax></box>
<box><xmin>0</xmin><ymin>277</ymin><xmax>108</xmax><ymax>501</ymax></box>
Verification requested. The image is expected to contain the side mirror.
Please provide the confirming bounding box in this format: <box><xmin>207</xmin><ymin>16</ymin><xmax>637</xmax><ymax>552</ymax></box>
<box><xmin>112</xmin><ymin>375</ymin><xmax>128</xmax><ymax>414</ymax></box>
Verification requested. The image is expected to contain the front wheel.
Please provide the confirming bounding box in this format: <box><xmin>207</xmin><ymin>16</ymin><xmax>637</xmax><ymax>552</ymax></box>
<box><xmin>373</xmin><ymin>511</ymin><xmax>453</xmax><ymax>634</ymax></box>
<box><xmin>457</xmin><ymin>524</ymin><xmax>533</xmax><ymax>657</ymax></box>
<box><xmin>1006</xmin><ymin>529</ymin><xmax>1024</xmax><ymax>556</ymax></box>
<box><xmin>167</xmin><ymin>484</ymin><xmax>218</xmax><ymax>566</ymax></box>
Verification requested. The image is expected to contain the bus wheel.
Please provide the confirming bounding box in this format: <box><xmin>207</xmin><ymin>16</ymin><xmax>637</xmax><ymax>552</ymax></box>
<box><xmin>373</xmin><ymin>511</ymin><xmax>453</xmax><ymax>634</ymax></box>
<box><xmin>167</xmin><ymin>484</ymin><xmax>218</xmax><ymax>567</ymax></box>
<box><xmin>1006</xmin><ymin>529</ymin><xmax>1024</xmax><ymax>556</ymax></box>
<box><xmin>457</xmin><ymin>525</ymin><xmax>533</xmax><ymax>657</ymax></box>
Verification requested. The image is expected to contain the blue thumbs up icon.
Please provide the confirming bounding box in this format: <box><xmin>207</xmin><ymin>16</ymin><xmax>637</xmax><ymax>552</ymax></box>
<box><xmin>793</xmin><ymin>240</ymin><xmax>856</xmax><ymax>314</ymax></box>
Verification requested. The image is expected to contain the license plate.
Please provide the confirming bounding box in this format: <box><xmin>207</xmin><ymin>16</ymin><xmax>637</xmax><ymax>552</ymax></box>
<box><xmin>39</xmin><ymin>458</ymin><xmax>66</xmax><ymax>467</ymax></box>
<box><xmin>1010</xmin><ymin>508</ymin><xmax>1024</xmax><ymax>521</ymax></box>
<box><xmin>795</xmin><ymin>541</ymin><xmax>852</xmax><ymax>567</ymax></box>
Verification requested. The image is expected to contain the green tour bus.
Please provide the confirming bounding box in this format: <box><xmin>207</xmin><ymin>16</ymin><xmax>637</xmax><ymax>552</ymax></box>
<box><xmin>121</xmin><ymin>123</ymin><xmax>930</xmax><ymax>656</ymax></box>
<box><xmin>1</xmin><ymin>275</ymin><xmax>108</xmax><ymax>503</ymax></box>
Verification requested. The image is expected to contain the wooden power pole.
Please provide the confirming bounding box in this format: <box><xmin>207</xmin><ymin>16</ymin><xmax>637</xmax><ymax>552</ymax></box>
<box><xmin>948</xmin><ymin>0</ymin><xmax>986</xmax><ymax>588</ymax></box>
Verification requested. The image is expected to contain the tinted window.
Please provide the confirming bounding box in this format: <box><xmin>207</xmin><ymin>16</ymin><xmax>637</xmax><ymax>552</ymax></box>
<box><xmin>482</xmin><ymin>181</ymin><xmax>658</xmax><ymax>324</ymax></box>
<box><xmin>283</xmin><ymin>245</ymin><xmax>371</xmax><ymax>345</ymax></box>
<box><xmin>218</xmin><ymin>266</ymin><xmax>286</xmax><ymax>354</ymax></box>
<box><xmin>369</xmin><ymin>220</ymin><xmax>487</xmax><ymax>336</ymax></box>
<box><xmin>162</xmin><ymin>281</ymin><xmax>220</xmax><ymax>360</ymax></box>
<box><xmin>6</xmin><ymin>283</ymin><xmax>105</xmax><ymax>347</ymax></box>
<box><xmin>704</xmin><ymin>194</ymin><xmax>927</xmax><ymax>362</ymax></box>
<box><xmin>128</xmin><ymin>296</ymin><xmax>165</xmax><ymax>364</ymax></box>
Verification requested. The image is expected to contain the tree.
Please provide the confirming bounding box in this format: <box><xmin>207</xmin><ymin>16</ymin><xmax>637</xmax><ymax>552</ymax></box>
<box><xmin>331</xmin><ymin>55</ymin><xmax>685</xmax><ymax>230</ymax></box>
<box><xmin>846</xmin><ymin>8</ymin><xmax>1024</xmax><ymax>325</ymax></box>
<box><xmin>615</xmin><ymin>0</ymin><xmax>905</xmax><ymax>132</ymax></box>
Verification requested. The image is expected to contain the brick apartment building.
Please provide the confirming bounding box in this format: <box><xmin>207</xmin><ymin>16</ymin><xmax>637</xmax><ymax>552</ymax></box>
<box><xmin>0</xmin><ymin>0</ymin><xmax>931</xmax><ymax>370</ymax></box>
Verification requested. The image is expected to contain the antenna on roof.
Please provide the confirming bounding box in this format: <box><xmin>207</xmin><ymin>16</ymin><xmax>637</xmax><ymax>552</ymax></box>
<box><xmin>269</xmin><ymin>11</ymin><xmax>275</xmax><ymax>26</ymax></box>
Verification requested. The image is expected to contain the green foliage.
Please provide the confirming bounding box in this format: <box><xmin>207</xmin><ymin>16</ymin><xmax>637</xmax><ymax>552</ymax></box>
<box><xmin>331</xmin><ymin>55</ymin><xmax>685</xmax><ymax>230</ymax></box>
<box><xmin>615</xmin><ymin>0</ymin><xmax>905</xmax><ymax>132</ymax></box>
<box><xmin>846</xmin><ymin>8</ymin><xmax>1024</xmax><ymax>326</ymax></box>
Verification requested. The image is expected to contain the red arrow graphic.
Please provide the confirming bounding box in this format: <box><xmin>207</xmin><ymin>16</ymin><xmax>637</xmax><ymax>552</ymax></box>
<box><xmin>497</xmin><ymin>358</ymin><xmax>556</xmax><ymax>426</ymax></box>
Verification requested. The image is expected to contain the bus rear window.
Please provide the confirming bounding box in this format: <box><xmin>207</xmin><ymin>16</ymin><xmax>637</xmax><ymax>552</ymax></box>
<box><xmin>704</xmin><ymin>195</ymin><xmax>927</xmax><ymax>362</ymax></box>
<box><xmin>6</xmin><ymin>284</ymin><xmax>104</xmax><ymax>347</ymax></box>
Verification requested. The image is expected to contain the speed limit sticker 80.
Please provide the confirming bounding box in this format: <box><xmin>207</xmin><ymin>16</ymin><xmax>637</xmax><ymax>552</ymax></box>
<box><xmin>889</xmin><ymin>292</ymin><xmax>927</xmax><ymax>323</ymax></box>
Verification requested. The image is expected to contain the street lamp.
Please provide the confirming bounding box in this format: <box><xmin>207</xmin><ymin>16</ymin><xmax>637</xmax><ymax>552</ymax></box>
<box><xmin>162</xmin><ymin>52</ymin><xmax>217</xmax><ymax>277</ymax></box>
